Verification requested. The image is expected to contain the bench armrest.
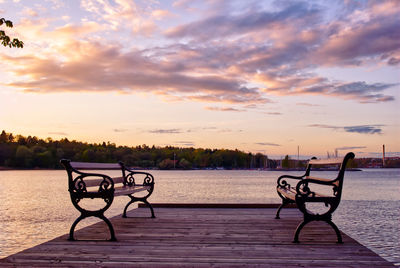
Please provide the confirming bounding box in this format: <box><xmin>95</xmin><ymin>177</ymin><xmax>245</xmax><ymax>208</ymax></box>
<box><xmin>70</xmin><ymin>172</ymin><xmax>115</xmax><ymax>194</ymax></box>
<box><xmin>122</xmin><ymin>166</ymin><xmax>155</xmax><ymax>186</ymax></box>
<box><xmin>295</xmin><ymin>177</ymin><xmax>339</xmax><ymax>198</ymax></box>
<box><xmin>304</xmin><ymin>176</ymin><xmax>338</xmax><ymax>184</ymax></box>
<box><xmin>277</xmin><ymin>174</ymin><xmax>305</xmax><ymax>189</ymax></box>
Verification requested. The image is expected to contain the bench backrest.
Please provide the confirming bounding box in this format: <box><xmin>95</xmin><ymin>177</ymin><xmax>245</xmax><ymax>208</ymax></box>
<box><xmin>304</xmin><ymin>152</ymin><xmax>355</xmax><ymax>198</ymax></box>
<box><xmin>60</xmin><ymin>159</ymin><xmax>154</xmax><ymax>191</ymax></box>
<box><xmin>67</xmin><ymin>161</ymin><xmax>122</xmax><ymax>170</ymax></box>
<box><xmin>60</xmin><ymin>159</ymin><xmax>126</xmax><ymax>194</ymax></box>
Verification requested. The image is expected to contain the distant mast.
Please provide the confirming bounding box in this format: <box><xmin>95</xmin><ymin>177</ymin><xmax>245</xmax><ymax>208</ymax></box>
<box><xmin>297</xmin><ymin>146</ymin><xmax>299</xmax><ymax>168</ymax></box>
<box><xmin>297</xmin><ymin>146</ymin><xmax>299</xmax><ymax>161</ymax></box>
<box><xmin>382</xmin><ymin>144</ymin><xmax>385</xmax><ymax>168</ymax></box>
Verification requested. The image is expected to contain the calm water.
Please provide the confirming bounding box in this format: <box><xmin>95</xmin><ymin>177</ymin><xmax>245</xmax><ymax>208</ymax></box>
<box><xmin>0</xmin><ymin>169</ymin><xmax>399</xmax><ymax>265</ymax></box>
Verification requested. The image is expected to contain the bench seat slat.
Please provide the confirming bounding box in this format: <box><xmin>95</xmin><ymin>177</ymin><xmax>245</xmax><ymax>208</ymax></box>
<box><xmin>308</xmin><ymin>157</ymin><xmax>344</xmax><ymax>165</ymax></box>
<box><xmin>277</xmin><ymin>187</ymin><xmax>330</xmax><ymax>200</ymax></box>
<box><xmin>305</xmin><ymin>176</ymin><xmax>339</xmax><ymax>186</ymax></box>
<box><xmin>70</xmin><ymin>161</ymin><xmax>121</xmax><ymax>170</ymax></box>
<box><xmin>114</xmin><ymin>185</ymin><xmax>150</xmax><ymax>196</ymax></box>
<box><xmin>81</xmin><ymin>185</ymin><xmax>150</xmax><ymax>195</ymax></box>
<box><xmin>82</xmin><ymin>176</ymin><xmax>123</xmax><ymax>187</ymax></box>
<box><xmin>85</xmin><ymin>177</ymin><xmax>149</xmax><ymax>191</ymax></box>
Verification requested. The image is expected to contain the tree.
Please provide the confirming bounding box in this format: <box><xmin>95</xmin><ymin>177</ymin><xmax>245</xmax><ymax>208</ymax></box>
<box><xmin>158</xmin><ymin>158</ymin><xmax>175</xmax><ymax>169</ymax></box>
<box><xmin>15</xmin><ymin>145</ymin><xmax>33</xmax><ymax>167</ymax></box>
<box><xmin>0</xmin><ymin>18</ymin><xmax>23</xmax><ymax>48</ymax></box>
<box><xmin>179</xmin><ymin>158</ymin><xmax>192</xmax><ymax>169</ymax></box>
<box><xmin>282</xmin><ymin>155</ymin><xmax>290</xmax><ymax>169</ymax></box>
<box><xmin>0</xmin><ymin>130</ymin><xmax>7</xmax><ymax>143</ymax></box>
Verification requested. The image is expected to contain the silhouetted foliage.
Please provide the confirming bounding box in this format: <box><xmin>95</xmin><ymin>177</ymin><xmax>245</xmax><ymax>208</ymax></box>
<box><xmin>1</xmin><ymin>131</ymin><xmax>394</xmax><ymax>169</ymax></box>
<box><xmin>281</xmin><ymin>155</ymin><xmax>290</xmax><ymax>169</ymax></box>
<box><xmin>0</xmin><ymin>18</ymin><xmax>24</xmax><ymax>48</ymax></box>
<box><xmin>0</xmin><ymin>130</ymin><xmax>272</xmax><ymax>169</ymax></box>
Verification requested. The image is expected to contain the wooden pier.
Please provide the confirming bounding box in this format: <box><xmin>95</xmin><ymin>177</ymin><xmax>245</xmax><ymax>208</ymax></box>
<box><xmin>0</xmin><ymin>204</ymin><xmax>394</xmax><ymax>267</ymax></box>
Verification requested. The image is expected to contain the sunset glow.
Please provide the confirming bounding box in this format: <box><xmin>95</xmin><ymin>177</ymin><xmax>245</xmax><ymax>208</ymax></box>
<box><xmin>0</xmin><ymin>0</ymin><xmax>399</xmax><ymax>158</ymax></box>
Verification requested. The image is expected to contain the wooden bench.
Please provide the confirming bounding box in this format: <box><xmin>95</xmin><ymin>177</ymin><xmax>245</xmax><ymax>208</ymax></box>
<box><xmin>275</xmin><ymin>152</ymin><xmax>355</xmax><ymax>243</ymax></box>
<box><xmin>60</xmin><ymin>159</ymin><xmax>155</xmax><ymax>241</ymax></box>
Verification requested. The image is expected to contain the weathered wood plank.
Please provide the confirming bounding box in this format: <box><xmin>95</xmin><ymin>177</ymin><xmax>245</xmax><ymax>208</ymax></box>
<box><xmin>308</xmin><ymin>157</ymin><xmax>344</xmax><ymax>165</ymax></box>
<box><xmin>69</xmin><ymin>161</ymin><xmax>121</xmax><ymax>169</ymax></box>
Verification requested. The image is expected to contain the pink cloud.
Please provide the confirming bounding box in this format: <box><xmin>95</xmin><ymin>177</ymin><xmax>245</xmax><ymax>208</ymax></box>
<box><xmin>2</xmin><ymin>0</ymin><xmax>398</xmax><ymax>108</ymax></box>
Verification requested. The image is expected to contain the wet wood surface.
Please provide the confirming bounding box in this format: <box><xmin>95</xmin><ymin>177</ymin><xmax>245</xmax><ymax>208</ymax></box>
<box><xmin>0</xmin><ymin>204</ymin><xmax>394</xmax><ymax>267</ymax></box>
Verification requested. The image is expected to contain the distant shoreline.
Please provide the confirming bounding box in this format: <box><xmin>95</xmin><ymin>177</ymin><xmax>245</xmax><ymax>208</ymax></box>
<box><xmin>3</xmin><ymin>167</ymin><xmax>396</xmax><ymax>172</ymax></box>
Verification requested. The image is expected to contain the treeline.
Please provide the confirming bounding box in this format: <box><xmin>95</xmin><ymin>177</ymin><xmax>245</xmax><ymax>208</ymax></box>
<box><xmin>0</xmin><ymin>130</ymin><xmax>277</xmax><ymax>169</ymax></box>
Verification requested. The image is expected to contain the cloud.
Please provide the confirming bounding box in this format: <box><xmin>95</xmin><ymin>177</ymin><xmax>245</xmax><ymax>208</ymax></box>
<box><xmin>314</xmin><ymin>7</ymin><xmax>400</xmax><ymax>66</ymax></box>
<box><xmin>296</xmin><ymin>102</ymin><xmax>321</xmax><ymax>107</ymax></box>
<box><xmin>148</xmin><ymin>129</ymin><xmax>182</xmax><ymax>134</ymax></box>
<box><xmin>335</xmin><ymin>146</ymin><xmax>367</xmax><ymax>151</ymax></box>
<box><xmin>164</xmin><ymin>1</ymin><xmax>398</xmax><ymax>103</ymax></box>
<box><xmin>22</xmin><ymin>7</ymin><xmax>39</xmax><ymax>17</ymax></box>
<box><xmin>343</xmin><ymin>125</ymin><xmax>383</xmax><ymax>134</ymax></box>
<box><xmin>255</xmin><ymin>142</ymin><xmax>281</xmax><ymax>147</ymax></box>
<box><xmin>264</xmin><ymin>112</ymin><xmax>282</xmax><ymax>115</ymax></box>
<box><xmin>2</xmin><ymin>0</ymin><xmax>398</xmax><ymax>108</ymax></box>
<box><xmin>205</xmin><ymin>106</ymin><xmax>244</xmax><ymax>112</ymax></box>
<box><xmin>309</xmin><ymin>124</ymin><xmax>384</xmax><ymax>134</ymax></box>
<box><xmin>258</xmin><ymin>74</ymin><xmax>396</xmax><ymax>103</ymax></box>
<box><xmin>113</xmin><ymin>129</ymin><xmax>128</xmax><ymax>133</ymax></box>
<box><xmin>388</xmin><ymin>57</ymin><xmax>400</xmax><ymax>65</ymax></box>
<box><xmin>165</xmin><ymin>2</ymin><xmax>320</xmax><ymax>41</ymax></box>
<box><xmin>3</xmin><ymin>40</ymin><xmax>270</xmax><ymax>105</ymax></box>
<box><xmin>174</xmin><ymin>141</ymin><xmax>195</xmax><ymax>147</ymax></box>
<box><xmin>331</xmin><ymin>82</ymin><xmax>396</xmax><ymax>103</ymax></box>
<box><xmin>151</xmin><ymin>9</ymin><xmax>173</xmax><ymax>20</ymax></box>
<box><xmin>48</xmin><ymin>132</ymin><xmax>68</xmax><ymax>136</ymax></box>
<box><xmin>308</xmin><ymin>124</ymin><xmax>340</xmax><ymax>130</ymax></box>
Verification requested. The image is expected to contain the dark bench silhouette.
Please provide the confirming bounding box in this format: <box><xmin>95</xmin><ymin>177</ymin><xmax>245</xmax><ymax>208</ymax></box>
<box><xmin>60</xmin><ymin>160</ymin><xmax>155</xmax><ymax>241</ymax></box>
<box><xmin>275</xmin><ymin>152</ymin><xmax>355</xmax><ymax>243</ymax></box>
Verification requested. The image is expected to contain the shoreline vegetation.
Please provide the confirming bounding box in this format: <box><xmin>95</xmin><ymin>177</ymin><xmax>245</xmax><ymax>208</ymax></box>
<box><xmin>1</xmin><ymin>130</ymin><xmax>399</xmax><ymax>170</ymax></box>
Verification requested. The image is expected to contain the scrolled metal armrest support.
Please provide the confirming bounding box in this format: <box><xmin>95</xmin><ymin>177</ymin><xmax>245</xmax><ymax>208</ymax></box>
<box><xmin>123</xmin><ymin>169</ymin><xmax>154</xmax><ymax>186</ymax></box>
<box><xmin>277</xmin><ymin>174</ymin><xmax>305</xmax><ymax>189</ymax></box>
<box><xmin>137</xmin><ymin>171</ymin><xmax>154</xmax><ymax>186</ymax></box>
<box><xmin>295</xmin><ymin>178</ymin><xmax>337</xmax><ymax>198</ymax></box>
<box><xmin>71</xmin><ymin>173</ymin><xmax>114</xmax><ymax>192</ymax></box>
<box><xmin>119</xmin><ymin>165</ymin><xmax>155</xmax><ymax>218</ymax></box>
<box><xmin>68</xmin><ymin>172</ymin><xmax>115</xmax><ymax>220</ymax></box>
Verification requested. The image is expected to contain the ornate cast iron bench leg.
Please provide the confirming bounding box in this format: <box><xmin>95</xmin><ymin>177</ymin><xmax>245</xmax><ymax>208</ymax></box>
<box><xmin>293</xmin><ymin>218</ymin><xmax>310</xmax><ymax>243</ymax></box>
<box><xmin>69</xmin><ymin>215</ymin><xmax>85</xmax><ymax>241</ymax></box>
<box><xmin>142</xmin><ymin>199</ymin><xmax>156</xmax><ymax>218</ymax></box>
<box><xmin>326</xmin><ymin>219</ymin><xmax>343</xmax><ymax>243</ymax></box>
<box><xmin>293</xmin><ymin>214</ymin><xmax>343</xmax><ymax>243</ymax></box>
<box><xmin>69</xmin><ymin>212</ymin><xmax>116</xmax><ymax>241</ymax></box>
<box><xmin>122</xmin><ymin>196</ymin><xmax>156</xmax><ymax>218</ymax></box>
<box><xmin>275</xmin><ymin>198</ymin><xmax>291</xmax><ymax>219</ymax></box>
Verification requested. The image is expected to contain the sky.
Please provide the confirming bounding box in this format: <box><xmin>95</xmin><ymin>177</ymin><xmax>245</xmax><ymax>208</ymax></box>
<box><xmin>0</xmin><ymin>0</ymin><xmax>399</xmax><ymax>159</ymax></box>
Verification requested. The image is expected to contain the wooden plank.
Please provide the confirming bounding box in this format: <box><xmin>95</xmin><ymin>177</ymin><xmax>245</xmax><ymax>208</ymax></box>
<box><xmin>79</xmin><ymin>177</ymin><xmax>150</xmax><ymax>196</ymax></box>
<box><xmin>277</xmin><ymin>186</ymin><xmax>331</xmax><ymax>200</ymax></box>
<box><xmin>84</xmin><ymin>176</ymin><xmax>124</xmax><ymax>187</ymax></box>
<box><xmin>0</xmin><ymin>205</ymin><xmax>394</xmax><ymax>267</ymax></box>
<box><xmin>306</xmin><ymin>176</ymin><xmax>337</xmax><ymax>183</ymax></box>
<box><xmin>138</xmin><ymin>203</ymin><xmax>297</xmax><ymax>208</ymax></box>
<box><xmin>70</xmin><ymin>161</ymin><xmax>121</xmax><ymax>170</ymax></box>
<box><xmin>114</xmin><ymin>185</ymin><xmax>150</xmax><ymax>196</ymax></box>
<box><xmin>308</xmin><ymin>157</ymin><xmax>343</xmax><ymax>165</ymax></box>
